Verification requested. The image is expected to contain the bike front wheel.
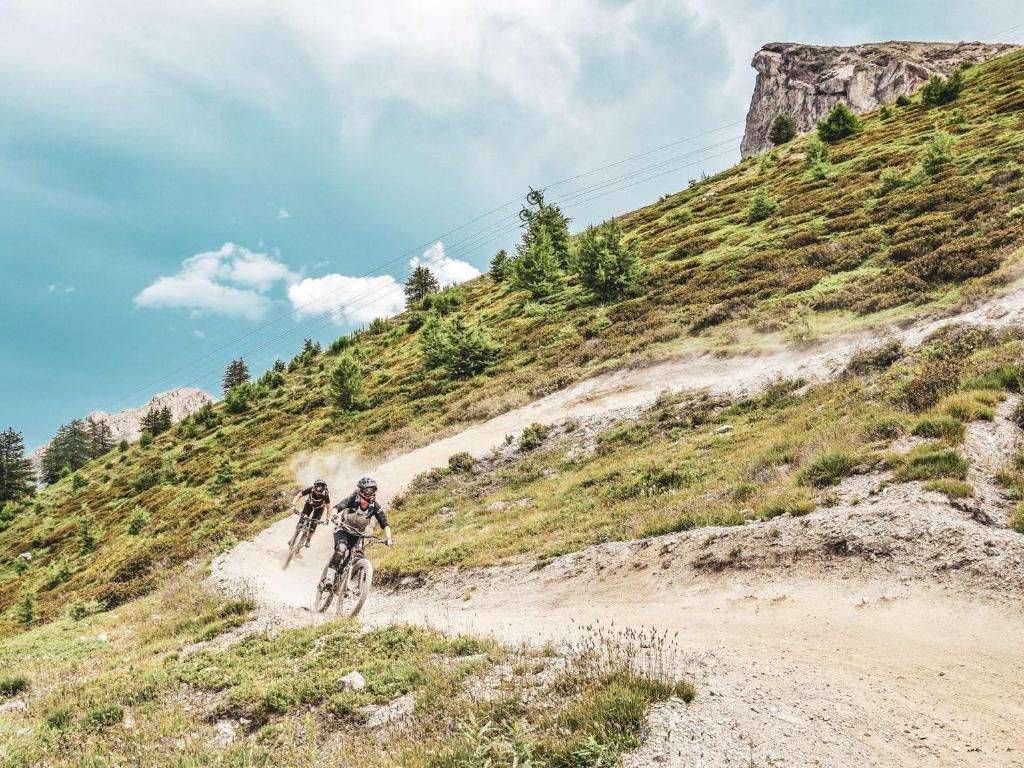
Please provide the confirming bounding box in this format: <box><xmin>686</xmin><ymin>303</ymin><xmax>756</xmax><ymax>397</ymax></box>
<box><xmin>313</xmin><ymin>562</ymin><xmax>336</xmax><ymax>612</ymax></box>
<box><xmin>337</xmin><ymin>558</ymin><xmax>374</xmax><ymax>618</ymax></box>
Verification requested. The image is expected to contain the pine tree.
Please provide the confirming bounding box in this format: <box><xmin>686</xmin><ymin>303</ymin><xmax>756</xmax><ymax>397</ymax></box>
<box><xmin>420</xmin><ymin>316</ymin><xmax>501</xmax><ymax>379</ymax></box>
<box><xmin>769</xmin><ymin>113</ymin><xmax>798</xmax><ymax>145</ymax></box>
<box><xmin>85</xmin><ymin>418</ymin><xmax>115</xmax><ymax>458</ymax></box>
<box><xmin>222</xmin><ymin>358</ymin><xmax>250</xmax><ymax>395</ymax></box>
<box><xmin>0</xmin><ymin>428</ymin><xmax>35</xmax><ymax>503</ymax></box>
<box><xmin>404</xmin><ymin>265</ymin><xmax>441</xmax><ymax>308</ymax></box>
<box><xmin>140</xmin><ymin>408</ymin><xmax>160</xmax><ymax>436</ymax></box>
<box><xmin>302</xmin><ymin>338</ymin><xmax>322</xmax><ymax>356</ymax></box>
<box><xmin>156</xmin><ymin>406</ymin><xmax>173</xmax><ymax>434</ymax></box>
<box><xmin>517</xmin><ymin>189</ymin><xmax>570</xmax><ymax>267</ymax></box>
<box><xmin>40</xmin><ymin>420</ymin><xmax>90</xmax><ymax>484</ymax></box>
<box><xmin>272</xmin><ymin>358</ymin><xmax>286</xmax><ymax>373</ymax></box>
<box><xmin>511</xmin><ymin>222</ymin><xmax>564</xmax><ymax>299</ymax></box>
<box><xmin>817</xmin><ymin>101</ymin><xmax>863</xmax><ymax>143</ymax></box>
<box><xmin>490</xmin><ymin>249</ymin><xmax>510</xmax><ymax>282</ymax></box>
<box><xmin>572</xmin><ymin>219</ymin><xmax>644</xmax><ymax>301</ymax></box>
<box><xmin>328</xmin><ymin>353</ymin><xmax>369</xmax><ymax>411</ymax></box>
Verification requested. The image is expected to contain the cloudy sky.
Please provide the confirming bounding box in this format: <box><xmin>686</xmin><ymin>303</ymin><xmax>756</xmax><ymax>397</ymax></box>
<box><xmin>2</xmin><ymin>1</ymin><xmax>1021</xmax><ymax>448</ymax></box>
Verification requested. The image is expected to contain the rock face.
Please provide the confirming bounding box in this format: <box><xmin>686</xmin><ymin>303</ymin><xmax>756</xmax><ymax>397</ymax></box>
<box><xmin>741</xmin><ymin>41</ymin><xmax>1019</xmax><ymax>157</ymax></box>
<box><xmin>28</xmin><ymin>387</ymin><xmax>216</xmax><ymax>480</ymax></box>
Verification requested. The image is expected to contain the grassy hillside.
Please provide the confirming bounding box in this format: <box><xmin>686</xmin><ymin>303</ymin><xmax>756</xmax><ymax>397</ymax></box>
<box><xmin>0</xmin><ymin>576</ymin><xmax>692</xmax><ymax>767</ymax></box>
<box><xmin>382</xmin><ymin>325</ymin><xmax>1024</xmax><ymax>575</ymax></box>
<box><xmin>2</xmin><ymin>49</ymin><xmax>1024</xmax><ymax>629</ymax></box>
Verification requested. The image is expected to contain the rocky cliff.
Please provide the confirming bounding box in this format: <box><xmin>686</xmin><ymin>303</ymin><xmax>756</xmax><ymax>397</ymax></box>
<box><xmin>28</xmin><ymin>387</ymin><xmax>215</xmax><ymax>481</ymax></box>
<box><xmin>741</xmin><ymin>41</ymin><xmax>1019</xmax><ymax>156</ymax></box>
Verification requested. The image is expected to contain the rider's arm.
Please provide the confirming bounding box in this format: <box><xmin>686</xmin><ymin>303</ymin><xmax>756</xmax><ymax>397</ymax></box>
<box><xmin>375</xmin><ymin>508</ymin><xmax>394</xmax><ymax>545</ymax></box>
<box><xmin>291</xmin><ymin>490</ymin><xmax>305</xmax><ymax>510</ymax></box>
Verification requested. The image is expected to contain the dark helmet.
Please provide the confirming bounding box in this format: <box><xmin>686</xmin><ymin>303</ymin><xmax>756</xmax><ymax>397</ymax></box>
<box><xmin>356</xmin><ymin>476</ymin><xmax>378</xmax><ymax>496</ymax></box>
<box><xmin>313</xmin><ymin>479</ymin><xmax>327</xmax><ymax>490</ymax></box>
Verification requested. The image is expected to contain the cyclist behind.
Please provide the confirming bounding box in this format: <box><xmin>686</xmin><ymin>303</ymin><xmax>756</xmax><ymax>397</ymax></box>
<box><xmin>325</xmin><ymin>476</ymin><xmax>393</xmax><ymax>578</ymax></box>
<box><xmin>291</xmin><ymin>479</ymin><xmax>331</xmax><ymax>547</ymax></box>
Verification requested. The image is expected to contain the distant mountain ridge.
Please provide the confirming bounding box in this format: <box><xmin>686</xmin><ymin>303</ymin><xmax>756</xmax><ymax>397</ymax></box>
<box><xmin>27</xmin><ymin>387</ymin><xmax>216</xmax><ymax>480</ymax></box>
<box><xmin>741</xmin><ymin>40</ymin><xmax>1019</xmax><ymax>156</ymax></box>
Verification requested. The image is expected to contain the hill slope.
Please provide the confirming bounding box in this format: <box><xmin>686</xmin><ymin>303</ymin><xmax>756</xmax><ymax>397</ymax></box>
<box><xmin>1</xmin><ymin>48</ymin><xmax>1023</xmax><ymax>628</ymax></box>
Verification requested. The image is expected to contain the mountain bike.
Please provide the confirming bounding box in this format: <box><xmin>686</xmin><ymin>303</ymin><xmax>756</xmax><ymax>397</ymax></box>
<box><xmin>283</xmin><ymin>509</ymin><xmax>327</xmax><ymax>570</ymax></box>
<box><xmin>313</xmin><ymin>519</ymin><xmax>383</xmax><ymax>618</ymax></box>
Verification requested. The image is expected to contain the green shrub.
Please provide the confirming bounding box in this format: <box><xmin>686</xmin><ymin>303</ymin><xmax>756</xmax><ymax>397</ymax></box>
<box><xmin>863</xmin><ymin>416</ymin><xmax>905</xmax><ymax>441</ymax></box>
<box><xmin>817</xmin><ymin>102</ymin><xmax>863</xmax><ymax>142</ymax></box>
<box><xmin>224</xmin><ymin>383</ymin><xmax>253</xmax><ymax>414</ymax></box>
<box><xmin>86</xmin><ymin>704</ymin><xmax>124</xmax><ymax>728</ymax></box>
<box><xmin>519</xmin><ymin>423</ymin><xmax>549</xmax><ymax>451</ymax></box>
<box><xmin>804</xmin><ymin>137</ymin><xmax>830</xmax><ymax>168</ymax></box>
<box><xmin>139</xmin><ymin>432</ymin><xmax>153</xmax><ymax>448</ymax></box>
<box><xmin>939</xmin><ymin>392</ymin><xmax>997</xmax><ymax>422</ymax></box>
<box><xmin>1012</xmin><ymin>505</ymin><xmax>1024</xmax><ymax>534</ymax></box>
<box><xmin>421</xmin><ymin>285</ymin><xmax>465</xmax><ymax>316</ymax></box>
<box><xmin>898</xmin><ymin>358</ymin><xmax>962</xmax><ymax>412</ymax></box>
<box><xmin>845</xmin><ymin>340</ymin><xmax>903</xmax><ymax>375</ymax></box>
<box><xmin>964</xmin><ymin>365</ymin><xmax>1023</xmax><ymax>392</ymax></box>
<box><xmin>15</xmin><ymin>590</ymin><xmax>36</xmax><ymax>626</ymax></box>
<box><xmin>328</xmin><ymin>353</ymin><xmax>369</xmax><ymax>411</ymax></box>
<box><xmin>896</xmin><ymin>94</ymin><xmax>912</xmax><ymax>107</ymax></box>
<box><xmin>920</xmin><ymin>69</ymin><xmax>965</xmax><ymax>107</ymax></box>
<box><xmin>420</xmin><ymin>317</ymin><xmax>501</xmax><ymax>379</ymax></box>
<box><xmin>573</xmin><ymin>219</ymin><xmax>644</xmax><ymax>301</ymax></box>
<box><xmin>758</xmin><ymin>491</ymin><xmax>815</xmax><ymax>518</ymax></box>
<box><xmin>746</xmin><ymin>189</ymin><xmax>778</xmax><ymax>223</ymax></box>
<box><xmin>923</xmin><ymin>479</ymin><xmax>974</xmax><ymax>499</ymax></box>
<box><xmin>880</xmin><ymin>168</ymin><xmax>908</xmax><ymax>194</ymax></box>
<box><xmin>0</xmin><ymin>675</ymin><xmax>28</xmax><ymax>697</ymax></box>
<box><xmin>921</xmin><ymin>131</ymin><xmax>955</xmax><ymax>175</ymax></box>
<box><xmin>879</xmin><ymin>103</ymin><xmax>895</xmax><ymax>120</ymax></box>
<box><xmin>798</xmin><ymin>452</ymin><xmax>857</xmax><ymax>487</ymax></box>
<box><xmin>128</xmin><ymin>506</ymin><xmax>151</xmax><ymax>535</ymax></box>
<box><xmin>769</xmin><ymin>113</ymin><xmax>798</xmax><ymax>145</ymax></box>
<box><xmin>447</xmin><ymin>452</ymin><xmax>477</xmax><ymax>473</ymax></box>
<box><xmin>911</xmin><ymin>415</ymin><xmax>965</xmax><ymax>443</ymax></box>
<box><xmin>45</xmin><ymin>706</ymin><xmax>72</xmax><ymax>729</ymax></box>
<box><xmin>894</xmin><ymin>445</ymin><xmax>968</xmax><ymax>481</ymax></box>
<box><xmin>67</xmin><ymin>598</ymin><xmax>87</xmax><ymax>620</ymax></box>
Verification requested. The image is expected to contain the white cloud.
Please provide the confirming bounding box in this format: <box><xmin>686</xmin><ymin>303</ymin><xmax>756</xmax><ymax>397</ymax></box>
<box><xmin>411</xmin><ymin>242</ymin><xmax>480</xmax><ymax>286</ymax></box>
<box><xmin>47</xmin><ymin>283</ymin><xmax>74</xmax><ymax>294</ymax></box>
<box><xmin>47</xmin><ymin>284</ymin><xmax>56</xmax><ymax>293</ymax></box>
<box><xmin>286</xmin><ymin>241</ymin><xmax>480</xmax><ymax>326</ymax></box>
<box><xmin>134</xmin><ymin>242</ymin><xmax>296</xmax><ymax>320</ymax></box>
<box><xmin>277</xmin><ymin>208</ymin><xmax>290</xmax><ymax>219</ymax></box>
<box><xmin>287</xmin><ymin>274</ymin><xmax>404</xmax><ymax>325</ymax></box>
<box><xmin>192</xmin><ymin>329</ymin><xmax>206</xmax><ymax>338</ymax></box>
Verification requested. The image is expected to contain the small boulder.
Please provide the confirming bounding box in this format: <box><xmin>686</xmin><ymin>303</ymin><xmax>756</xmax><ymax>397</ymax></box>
<box><xmin>339</xmin><ymin>671</ymin><xmax>366</xmax><ymax>691</ymax></box>
<box><xmin>214</xmin><ymin>720</ymin><xmax>236</xmax><ymax>747</ymax></box>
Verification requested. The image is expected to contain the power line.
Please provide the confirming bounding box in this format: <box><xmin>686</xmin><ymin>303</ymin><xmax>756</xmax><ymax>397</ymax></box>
<box><xmin>174</xmin><ymin>143</ymin><xmax>738</xmax><ymax>390</ymax></box>
<box><xmin>105</xmin><ymin>118</ymin><xmax>745</xmax><ymax>409</ymax></box>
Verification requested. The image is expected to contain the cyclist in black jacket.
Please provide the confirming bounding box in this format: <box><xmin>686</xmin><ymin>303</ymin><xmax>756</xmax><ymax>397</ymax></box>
<box><xmin>291</xmin><ymin>479</ymin><xmax>331</xmax><ymax>547</ymax></box>
<box><xmin>326</xmin><ymin>476</ymin><xmax>393</xmax><ymax>572</ymax></box>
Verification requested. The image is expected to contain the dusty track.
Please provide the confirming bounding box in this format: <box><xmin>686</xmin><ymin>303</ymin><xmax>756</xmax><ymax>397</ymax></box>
<box><xmin>368</xmin><ymin>568</ymin><xmax>1024</xmax><ymax>767</ymax></box>
<box><xmin>209</xmin><ymin>284</ymin><xmax>1024</xmax><ymax>767</ymax></box>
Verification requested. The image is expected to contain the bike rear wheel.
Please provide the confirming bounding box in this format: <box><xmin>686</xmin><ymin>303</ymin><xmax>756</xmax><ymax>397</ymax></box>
<box><xmin>337</xmin><ymin>558</ymin><xmax>373</xmax><ymax>618</ymax></box>
<box><xmin>283</xmin><ymin>520</ymin><xmax>306</xmax><ymax>570</ymax></box>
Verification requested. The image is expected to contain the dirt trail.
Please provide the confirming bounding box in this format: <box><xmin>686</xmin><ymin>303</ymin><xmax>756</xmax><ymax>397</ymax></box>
<box><xmin>208</xmin><ymin>284</ymin><xmax>1024</xmax><ymax>767</ymax></box>
<box><xmin>367</xmin><ymin>570</ymin><xmax>1024</xmax><ymax>767</ymax></box>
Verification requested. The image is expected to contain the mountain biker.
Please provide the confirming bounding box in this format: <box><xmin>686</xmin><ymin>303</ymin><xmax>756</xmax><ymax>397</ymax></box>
<box><xmin>324</xmin><ymin>476</ymin><xmax>393</xmax><ymax>578</ymax></box>
<box><xmin>291</xmin><ymin>479</ymin><xmax>331</xmax><ymax>546</ymax></box>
